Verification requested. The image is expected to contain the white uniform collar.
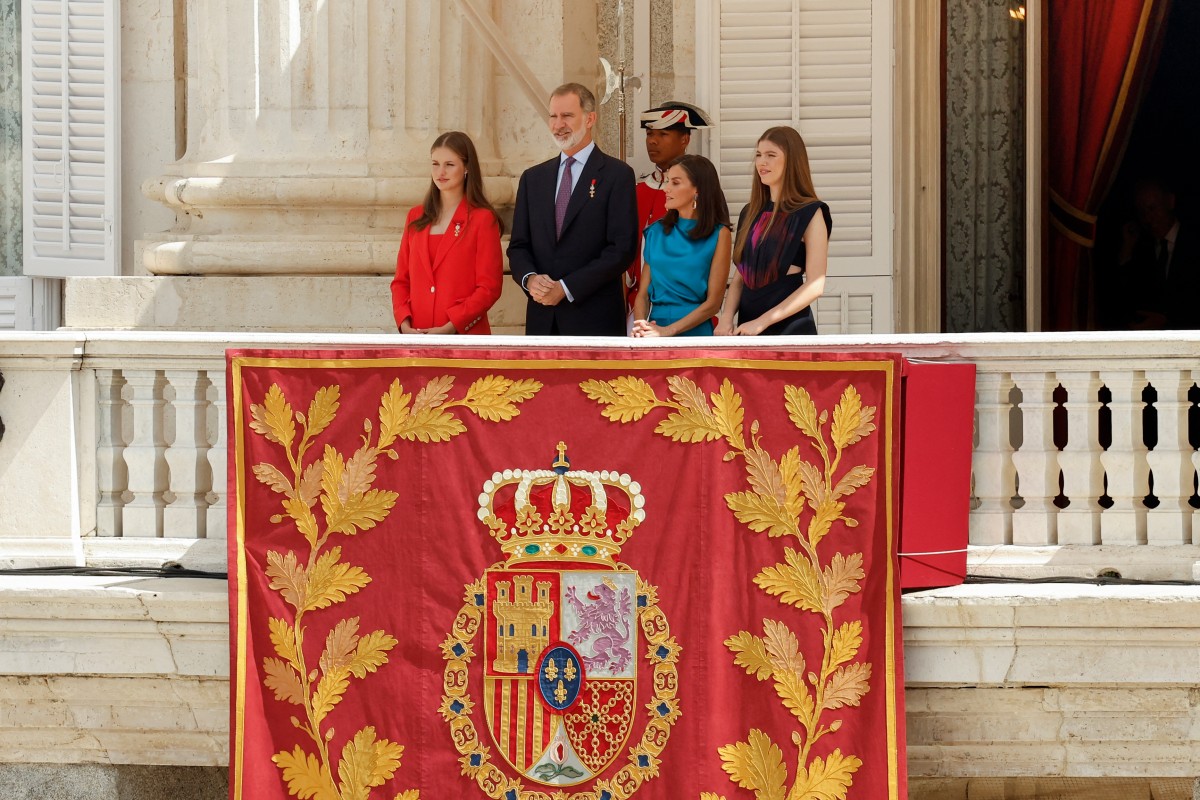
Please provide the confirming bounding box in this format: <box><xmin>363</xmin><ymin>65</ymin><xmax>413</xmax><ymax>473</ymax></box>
<box><xmin>639</xmin><ymin>167</ymin><xmax>667</xmax><ymax>190</ymax></box>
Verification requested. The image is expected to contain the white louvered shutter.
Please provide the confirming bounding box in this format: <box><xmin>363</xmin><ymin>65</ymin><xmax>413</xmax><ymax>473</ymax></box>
<box><xmin>702</xmin><ymin>0</ymin><xmax>893</xmax><ymax>333</ymax></box>
<box><xmin>0</xmin><ymin>278</ymin><xmax>33</xmax><ymax>329</ymax></box>
<box><xmin>22</xmin><ymin>0</ymin><xmax>119</xmax><ymax>277</ymax></box>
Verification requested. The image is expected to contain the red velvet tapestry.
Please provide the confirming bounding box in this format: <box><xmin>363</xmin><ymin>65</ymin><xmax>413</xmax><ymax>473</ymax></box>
<box><xmin>1046</xmin><ymin>0</ymin><xmax>1172</xmax><ymax>329</ymax></box>
<box><xmin>227</xmin><ymin>346</ymin><xmax>906</xmax><ymax>800</ymax></box>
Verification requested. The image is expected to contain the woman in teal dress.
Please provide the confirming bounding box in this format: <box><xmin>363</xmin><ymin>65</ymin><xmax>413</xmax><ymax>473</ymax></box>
<box><xmin>631</xmin><ymin>154</ymin><xmax>731</xmax><ymax>337</ymax></box>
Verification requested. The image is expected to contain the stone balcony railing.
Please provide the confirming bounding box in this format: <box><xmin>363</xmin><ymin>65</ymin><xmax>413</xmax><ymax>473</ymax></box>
<box><xmin>0</xmin><ymin>331</ymin><xmax>1197</xmax><ymax>791</ymax></box>
<box><xmin>2</xmin><ymin>330</ymin><xmax>1196</xmax><ymax>578</ymax></box>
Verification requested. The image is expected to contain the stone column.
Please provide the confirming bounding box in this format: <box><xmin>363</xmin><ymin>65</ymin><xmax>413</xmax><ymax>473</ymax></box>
<box><xmin>140</xmin><ymin>0</ymin><xmax>595</xmax><ymax>279</ymax></box>
<box><xmin>84</xmin><ymin>0</ymin><xmax>599</xmax><ymax>333</ymax></box>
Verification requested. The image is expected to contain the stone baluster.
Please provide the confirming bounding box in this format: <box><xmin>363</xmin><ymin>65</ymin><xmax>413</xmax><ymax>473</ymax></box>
<box><xmin>122</xmin><ymin>370</ymin><xmax>168</xmax><ymax>537</ymax></box>
<box><xmin>1056</xmin><ymin>371</ymin><xmax>1103</xmax><ymax>545</ymax></box>
<box><xmin>205</xmin><ymin>371</ymin><xmax>227</xmax><ymax>540</ymax></box>
<box><xmin>971</xmin><ymin>372</ymin><xmax>1016</xmax><ymax>545</ymax></box>
<box><xmin>163</xmin><ymin>370</ymin><xmax>211</xmax><ymax>539</ymax></box>
<box><xmin>1011</xmin><ymin>372</ymin><xmax>1059</xmax><ymax>545</ymax></box>
<box><xmin>1193</xmin><ymin>368</ymin><xmax>1200</xmax><ymax>546</ymax></box>
<box><xmin>1145</xmin><ymin>370</ymin><xmax>1193</xmax><ymax>544</ymax></box>
<box><xmin>95</xmin><ymin>370</ymin><xmax>128</xmax><ymax>537</ymax></box>
<box><xmin>1098</xmin><ymin>371</ymin><xmax>1149</xmax><ymax>545</ymax></box>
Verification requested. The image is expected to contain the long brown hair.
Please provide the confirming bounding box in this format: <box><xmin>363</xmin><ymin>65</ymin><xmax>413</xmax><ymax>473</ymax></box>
<box><xmin>658</xmin><ymin>154</ymin><xmax>730</xmax><ymax>240</ymax></box>
<box><xmin>732</xmin><ymin>126</ymin><xmax>819</xmax><ymax>263</ymax></box>
<box><xmin>409</xmin><ymin>131</ymin><xmax>504</xmax><ymax>234</ymax></box>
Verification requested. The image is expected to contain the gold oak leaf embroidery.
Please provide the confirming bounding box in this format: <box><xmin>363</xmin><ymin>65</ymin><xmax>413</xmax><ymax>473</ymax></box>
<box><xmin>250</xmin><ymin>375</ymin><xmax>539</xmax><ymax>800</ymax></box>
<box><xmin>726</xmin><ymin>631</ymin><xmax>775</xmax><ymax>682</ymax></box>
<box><xmin>791</xmin><ymin>749</ymin><xmax>862</xmax><ymax>800</ymax></box>
<box><xmin>718</xmin><ymin>729</ymin><xmax>787</xmax><ymax>800</ymax></box>
<box><xmin>272</xmin><ymin>746</ymin><xmax>339</xmax><ymax>800</ymax></box>
<box><xmin>337</xmin><ymin>727</ymin><xmax>405</xmax><ymax>800</ymax></box>
<box><xmin>580</xmin><ymin>376</ymin><xmax>878</xmax><ymax>800</ymax></box>
<box><xmin>580</xmin><ymin>376</ymin><xmax>659</xmax><ymax>422</ymax></box>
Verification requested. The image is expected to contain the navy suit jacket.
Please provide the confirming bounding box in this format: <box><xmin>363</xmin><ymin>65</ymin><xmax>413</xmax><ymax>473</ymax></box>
<box><xmin>507</xmin><ymin>146</ymin><xmax>638</xmax><ymax>335</ymax></box>
<box><xmin>1163</xmin><ymin>222</ymin><xmax>1199</xmax><ymax>329</ymax></box>
<box><xmin>1124</xmin><ymin>220</ymin><xmax>1200</xmax><ymax>330</ymax></box>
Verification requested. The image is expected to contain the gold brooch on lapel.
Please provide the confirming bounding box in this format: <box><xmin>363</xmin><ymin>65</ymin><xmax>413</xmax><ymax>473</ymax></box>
<box><xmin>454</xmin><ymin>222</ymin><xmax>462</xmax><ymax>237</ymax></box>
<box><xmin>589</xmin><ymin>179</ymin><xmax>596</xmax><ymax>199</ymax></box>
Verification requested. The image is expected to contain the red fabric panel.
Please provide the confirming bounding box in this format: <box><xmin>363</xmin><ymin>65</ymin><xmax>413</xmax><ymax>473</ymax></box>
<box><xmin>1045</xmin><ymin>0</ymin><xmax>1172</xmax><ymax>329</ymax></box>
<box><xmin>227</xmin><ymin>346</ymin><xmax>907</xmax><ymax>800</ymax></box>
<box><xmin>898</xmin><ymin>362</ymin><xmax>976</xmax><ymax>589</ymax></box>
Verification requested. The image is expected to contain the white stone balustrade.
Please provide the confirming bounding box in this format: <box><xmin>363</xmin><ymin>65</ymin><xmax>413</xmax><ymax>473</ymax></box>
<box><xmin>0</xmin><ymin>332</ymin><xmax>1197</xmax><ymax>576</ymax></box>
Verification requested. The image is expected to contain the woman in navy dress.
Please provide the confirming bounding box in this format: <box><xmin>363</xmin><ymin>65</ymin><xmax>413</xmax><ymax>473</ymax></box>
<box><xmin>715</xmin><ymin>126</ymin><xmax>830</xmax><ymax>336</ymax></box>
<box><xmin>630</xmin><ymin>154</ymin><xmax>731</xmax><ymax>337</ymax></box>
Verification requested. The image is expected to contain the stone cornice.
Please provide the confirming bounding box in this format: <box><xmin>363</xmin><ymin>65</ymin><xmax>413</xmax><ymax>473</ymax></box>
<box><xmin>143</xmin><ymin>175</ymin><xmax>519</xmax><ymax>211</ymax></box>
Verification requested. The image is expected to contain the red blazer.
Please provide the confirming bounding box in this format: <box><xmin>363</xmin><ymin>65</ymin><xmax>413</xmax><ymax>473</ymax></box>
<box><xmin>391</xmin><ymin>200</ymin><xmax>503</xmax><ymax>333</ymax></box>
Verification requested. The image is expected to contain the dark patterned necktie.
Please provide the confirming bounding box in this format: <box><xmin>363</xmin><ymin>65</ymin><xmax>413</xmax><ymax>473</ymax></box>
<box><xmin>1156</xmin><ymin>238</ymin><xmax>1170</xmax><ymax>280</ymax></box>
<box><xmin>555</xmin><ymin>156</ymin><xmax>576</xmax><ymax>239</ymax></box>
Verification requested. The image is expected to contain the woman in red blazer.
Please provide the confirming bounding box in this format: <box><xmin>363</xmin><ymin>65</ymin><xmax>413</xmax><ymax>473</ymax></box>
<box><xmin>392</xmin><ymin>131</ymin><xmax>504</xmax><ymax>334</ymax></box>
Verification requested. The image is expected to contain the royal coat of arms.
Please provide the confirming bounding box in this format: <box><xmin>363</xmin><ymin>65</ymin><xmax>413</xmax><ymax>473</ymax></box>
<box><xmin>441</xmin><ymin>443</ymin><xmax>680</xmax><ymax>800</ymax></box>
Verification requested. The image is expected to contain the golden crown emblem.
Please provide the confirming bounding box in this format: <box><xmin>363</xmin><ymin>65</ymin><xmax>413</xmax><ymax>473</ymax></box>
<box><xmin>476</xmin><ymin>442</ymin><xmax>646</xmax><ymax>566</ymax></box>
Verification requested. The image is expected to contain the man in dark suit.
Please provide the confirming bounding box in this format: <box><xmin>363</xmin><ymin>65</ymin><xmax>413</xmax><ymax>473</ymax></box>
<box><xmin>1120</xmin><ymin>179</ymin><xmax>1200</xmax><ymax>330</ymax></box>
<box><xmin>508</xmin><ymin>83</ymin><xmax>638</xmax><ymax>335</ymax></box>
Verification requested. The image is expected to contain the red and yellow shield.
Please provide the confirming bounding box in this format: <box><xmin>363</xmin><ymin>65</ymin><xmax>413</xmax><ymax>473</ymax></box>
<box><xmin>483</xmin><ymin>568</ymin><xmax>639</xmax><ymax>783</ymax></box>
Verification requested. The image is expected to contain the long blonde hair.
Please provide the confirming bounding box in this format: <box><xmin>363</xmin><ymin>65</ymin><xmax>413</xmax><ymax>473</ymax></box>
<box><xmin>732</xmin><ymin>126</ymin><xmax>819</xmax><ymax>264</ymax></box>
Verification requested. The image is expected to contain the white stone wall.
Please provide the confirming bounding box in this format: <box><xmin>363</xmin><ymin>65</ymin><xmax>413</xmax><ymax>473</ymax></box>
<box><xmin>0</xmin><ymin>576</ymin><xmax>226</xmax><ymax>765</ymax></box>
<box><xmin>0</xmin><ymin>574</ymin><xmax>1196</xmax><ymax>790</ymax></box>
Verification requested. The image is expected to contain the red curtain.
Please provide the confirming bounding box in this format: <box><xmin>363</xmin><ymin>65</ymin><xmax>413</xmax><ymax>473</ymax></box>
<box><xmin>1046</xmin><ymin>0</ymin><xmax>1171</xmax><ymax>330</ymax></box>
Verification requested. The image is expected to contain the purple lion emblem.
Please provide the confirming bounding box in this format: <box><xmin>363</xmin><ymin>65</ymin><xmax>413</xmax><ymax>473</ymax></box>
<box><xmin>565</xmin><ymin>581</ymin><xmax>633</xmax><ymax>673</ymax></box>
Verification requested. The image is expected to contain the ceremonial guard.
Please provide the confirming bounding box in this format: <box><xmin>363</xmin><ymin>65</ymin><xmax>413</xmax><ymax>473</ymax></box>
<box><xmin>626</xmin><ymin>102</ymin><xmax>714</xmax><ymax>316</ymax></box>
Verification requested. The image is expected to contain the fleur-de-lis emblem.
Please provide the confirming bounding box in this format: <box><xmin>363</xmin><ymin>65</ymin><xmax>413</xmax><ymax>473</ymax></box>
<box><xmin>544</xmin><ymin>659</ymin><xmax>559</xmax><ymax>681</ymax></box>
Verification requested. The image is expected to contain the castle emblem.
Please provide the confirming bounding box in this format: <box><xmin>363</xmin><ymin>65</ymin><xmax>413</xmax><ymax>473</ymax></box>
<box><xmin>440</xmin><ymin>443</ymin><xmax>681</xmax><ymax>799</ymax></box>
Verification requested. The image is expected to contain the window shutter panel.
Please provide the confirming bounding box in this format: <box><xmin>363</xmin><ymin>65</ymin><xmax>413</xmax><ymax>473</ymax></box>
<box><xmin>22</xmin><ymin>0</ymin><xmax>119</xmax><ymax>277</ymax></box>
<box><xmin>0</xmin><ymin>278</ymin><xmax>33</xmax><ymax>330</ymax></box>
<box><xmin>708</xmin><ymin>0</ymin><xmax>893</xmax><ymax>332</ymax></box>
<box><xmin>814</xmin><ymin>276</ymin><xmax>893</xmax><ymax>335</ymax></box>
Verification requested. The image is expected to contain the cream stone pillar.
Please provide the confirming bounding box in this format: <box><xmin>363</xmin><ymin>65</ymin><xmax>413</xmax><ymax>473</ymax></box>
<box><xmin>139</xmin><ymin>0</ymin><xmax>596</xmax><ymax>281</ymax></box>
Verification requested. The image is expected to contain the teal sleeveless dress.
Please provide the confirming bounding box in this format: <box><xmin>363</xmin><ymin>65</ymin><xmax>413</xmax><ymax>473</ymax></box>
<box><xmin>642</xmin><ymin>217</ymin><xmax>725</xmax><ymax>336</ymax></box>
